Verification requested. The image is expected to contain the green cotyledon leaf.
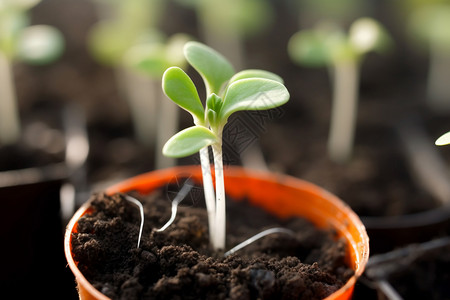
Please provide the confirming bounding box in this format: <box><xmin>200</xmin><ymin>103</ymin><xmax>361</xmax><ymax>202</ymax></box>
<box><xmin>162</xmin><ymin>66</ymin><xmax>204</xmax><ymax>124</ymax></box>
<box><xmin>162</xmin><ymin>126</ymin><xmax>218</xmax><ymax>158</ymax></box>
<box><xmin>219</xmin><ymin>78</ymin><xmax>290</xmax><ymax>122</ymax></box>
<box><xmin>183</xmin><ymin>41</ymin><xmax>235</xmax><ymax>94</ymax></box>
<box><xmin>228</xmin><ymin>69</ymin><xmax>284</xmax><ymax>85</ymax></box>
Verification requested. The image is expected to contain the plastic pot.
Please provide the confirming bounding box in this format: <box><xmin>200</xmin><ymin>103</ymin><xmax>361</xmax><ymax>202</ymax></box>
<box><xmin>65</xmin><ymin>165</ymin><xmax>369</xmax><ymax>300</ymax></box>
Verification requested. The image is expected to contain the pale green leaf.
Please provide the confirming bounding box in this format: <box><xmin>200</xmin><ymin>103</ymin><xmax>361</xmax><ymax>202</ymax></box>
<box><xmin>17</xmin><ymin>25</ymin><xmax>64</xmax><ymax>65</ymax></box>
<box><xmin>162</xmin><ymin>66</ymin><xmax>204</xmax><ymax>123</ymax></box>
<box><xmin>288</xmin><ymin>30</ymin><xmax>331</xmax><ymax>67</ymax></box>
<box><xmin>349</xmin><ymin>18</ymin><xmax>391</xmax><ymax>54</ymax></box>
<box><xmin>228</xmin><ymin>69</ymin><xmax>284</xmax><ymax>85</ymax></box>
<box><xmin>163</xmin><ymin>126</ymin><xmax>218</xmax><ymax>157</ymax></box>
<box><xmin>184</xmin><ymin>41</ymin><xmax>235</xmax><ymax>94</ymax></box>
<box><xmin>436</xmin><ymin>131</ymin><xmax>450</xmax><ymax>146</ymax></box>
<box><xmin>123</xmin><ymin>43</ymin><xmax>169</xmax><ymax>78</ymax></box>
<box><xmin>219</xmin><ymin>78</ymin><xmax>289</xmax><ymax>121</ymax></box>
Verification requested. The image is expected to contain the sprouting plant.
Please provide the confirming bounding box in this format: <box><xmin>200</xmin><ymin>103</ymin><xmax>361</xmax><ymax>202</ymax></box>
<box><xmin>88</xmin><ymin>0</ymin><xmax>192</xmax><ymax>169</ymax></box>
<box><xmin>122</xmin><ymin>33</ymin><xmax>191</xmax><ymax>169</ymax></box>
<box><xmin>0</xmin><ymin>0</ymin><xmax>64</xmax><ymax>145</ymax></box>
<box><xmin>408</xmin><ymin>3</ymin><xmax>450</xmax><ymax>112</ymax></box>
<box><xmin>161</xmin><ymin>41</ymin><xmax>290</xmax><ymax>250</ymax></box>
<box><xmin>88</xmin><ymin>0</ymin><xmax>165</xmax><ymax>67</ymax></box>
<box><xmin>288</xmin><ymin>17</ymin><xmax>391</xmax><ymax>163</ymax></box>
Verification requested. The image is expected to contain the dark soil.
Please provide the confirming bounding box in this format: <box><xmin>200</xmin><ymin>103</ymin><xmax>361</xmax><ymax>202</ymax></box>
<box><xmin>71</xmin><ymin>187</ymin><xmax>353</xmax><ymax>300</ymax></box>
<box><xmin>262</xmin><ymin>121</ymin><xmax>439</xmax><ymax>218</ymax></box>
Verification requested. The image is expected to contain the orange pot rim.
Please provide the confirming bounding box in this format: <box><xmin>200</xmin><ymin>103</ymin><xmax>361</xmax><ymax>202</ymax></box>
<box><xmin>65</xmin><ymin>165</ymin><xmax>369</xmax><ymax>300</ymax></box>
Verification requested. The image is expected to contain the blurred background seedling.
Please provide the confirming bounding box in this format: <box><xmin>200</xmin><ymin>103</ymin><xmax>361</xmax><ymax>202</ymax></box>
<box><xmin>175</xmin><ymin>0</ymin><xmax>275</xmax><ymax>171</ymax></box>
<box><xmin>407</xmin><ymin>3</ymin><xmax>450</xmax><ymax>112</ymax></box>
<box><xmin>88</xmin><ymin>0</ymin><xmax>191</xmax><ymax>169</ymax></box>
<box><xmin>0</xmin><ymin>0</ymin><xmax>64</xmax><ymax>145</ymax></box>
<box><xmin>288</xmin><ymin>17</ymin><xmax>391</xmax><ymax>163</ymax></box>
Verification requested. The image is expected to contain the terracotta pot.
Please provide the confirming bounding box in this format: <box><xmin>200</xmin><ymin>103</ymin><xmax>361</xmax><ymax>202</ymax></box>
<box><xmin>65</xmin><ymin>165</ymin><xmax>369</xmax><ymax>300</ymax></box>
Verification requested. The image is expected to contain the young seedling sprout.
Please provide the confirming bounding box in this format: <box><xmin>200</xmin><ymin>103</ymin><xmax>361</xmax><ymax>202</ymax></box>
<box><xmin>288</xmin><ymin>18</ymin><xmax>390</xmax><ymax>163</ymax></box>
<box><xmin>0</xmin><ymin>0</ymin><xmax>64</xmax><ymax>145</ymax></box>
<box><xmin>161</xmin><ymin>42</ymin><xmax>289</xmax><ymax>250</ymax></box>
<box><xmin>409</xmin><ymin>4</ymin><xmax>450</xmax><ymax>112</ymax></box>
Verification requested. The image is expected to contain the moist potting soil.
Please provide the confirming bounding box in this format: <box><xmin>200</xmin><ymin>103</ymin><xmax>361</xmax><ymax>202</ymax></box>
<box><xmin>71</xmin><ymin>187</ymin><xmax>353</xmax><ymax>300</ymax></box>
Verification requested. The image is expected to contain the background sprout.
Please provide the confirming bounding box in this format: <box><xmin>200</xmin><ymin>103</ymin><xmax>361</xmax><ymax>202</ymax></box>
<box><xmin>162</xmin><ymin>42</ymin><xmax>289</xmax><ymax>250</ymax></box>
<box><xmin>89</xmin><ymin>0</ymin><xmax>192</xmax><ymax>169</ymax></box>
<box><xmin>288</xmin><ymin>17</ymin><xmax>391</xmax><ymax>163</ymax></box>
<box><xmin>408</xmin><ymin>4</ymin><xmax>450</xmax><ymax>112</ymax></box>
<box><xmin>16</xmin><ymin>25</ymin><xmax>64</xmax><ymax>65</ymax></box>
<box><xmin>89</xmin><ymin>0</ymin><xmax>165</xmax><ymax>66</ymax></box>
<box><xmin>0</xmin><ymin>0</ymin><xmax>64</xmax><ymax>145</ymax></box>
<box><xmin>123</xmin><ymin>33</ymin><xmax>191</xmax><ymax>169</ymax></box>
<box><xmin>176</xmin><ymin>0</ymin><xmax>273</xmax><ymax>71</ymax></box>
<box><xmin>176</xmin><ymin>0</ymin><xmax>275</xmax><ymax>171</ymax></box>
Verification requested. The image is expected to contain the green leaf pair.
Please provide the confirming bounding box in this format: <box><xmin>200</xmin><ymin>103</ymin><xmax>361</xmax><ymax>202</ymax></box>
<box><xmin>162</xmin><ymin>41</ymin><xmax>289</xmax><ymax>158</ymax></box>
<box><xmin>288</xmin><ymin>18</ymin><xmax>391</xmax><ymax>67</ymax></box>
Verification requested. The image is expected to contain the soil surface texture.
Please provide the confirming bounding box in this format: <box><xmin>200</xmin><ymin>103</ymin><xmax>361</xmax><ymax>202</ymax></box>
<box><xmin>71</xmin><ymin>187</ymin><xmax>353</xmax><ymax>300</ymax></box>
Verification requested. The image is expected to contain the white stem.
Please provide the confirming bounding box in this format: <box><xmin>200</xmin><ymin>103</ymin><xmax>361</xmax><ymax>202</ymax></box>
<box><xmin>155</xmin><ymin>81</ymin><xmax>177</xmax><ymax>169</ymax></box>
<box><xmin>116</xmin><ymin>67</ymin><xmax>157</xmax><ymax>147</ymax></box>
<box><xmin>327</xmin><ymin>60</ymin><xmax>360</xmax><ymax>163</ymax></box>
<box><xmin>212</xmin><ymin>141</ymin><xmax>226</xmax><ymax>250</ymax></box>
<box><xmin>427</xmin><ymin>41</ymin><xmax>450</xmax><ymax>112</ymax></box>
<box><xmin>0</xmin><ymin>52</ymin><xmax>21</xmax><ymax>145</ymax></box>
<box><xmin>199</xmin><ymin>146</ymin><xmax>216</xmax><ymax>241</ymax></box>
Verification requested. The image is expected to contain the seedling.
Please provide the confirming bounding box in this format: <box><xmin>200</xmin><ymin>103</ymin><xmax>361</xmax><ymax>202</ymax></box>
<box><xmin>288</xmin><ymin>18</ymin><xmax>391</xmax><ymax>163</ymax></box>
<box><xmin>89</xmin><ymin>0</ymin><xmax>189</xmax><ymax>169</ymax></box>
<box><xmin>161</xmin><ymin>42</ymin><xmax>289</xmax><ymax>250</ymax></box>
<box><xmin>0</xmin><ymin>0</ymin><xmax>64</xmax><ymax>145</ymax></box>
<box><xmin>408</xmin><ymin>4</ymin><xmax>450</xmax><ymax>111</ymax></box>
<box><xmin>122</xmin><ymin>33</ymin><xmax>191</xmax><ymax>169</ymax></box>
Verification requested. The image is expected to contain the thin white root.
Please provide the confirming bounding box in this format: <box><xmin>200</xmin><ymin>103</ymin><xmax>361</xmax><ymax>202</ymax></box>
<box><xmin>156</xmin><ymin>180</ymin><xmax>194</xmax><ymax>232</ymax></box>
<box><xmin>224</xmin><ymin>227</ymin><xmax>295</xmax><ymax>257</ymax></box>
<box><xmin>124</xmin><ymin>195</ymin><xmax>145</xmax><ymax>249</ymax></box>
